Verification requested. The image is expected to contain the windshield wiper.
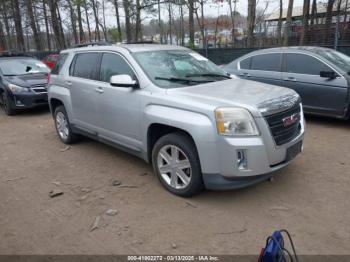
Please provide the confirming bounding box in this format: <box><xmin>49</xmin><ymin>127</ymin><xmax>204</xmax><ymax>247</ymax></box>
<box><xmin>155</xmin><ymin>76</ymin><xmax>213</xmax><ymax>84</ymax></box>
<box><xmin>185</xmin><ymin>73</ymin><xmax>231</xmax><ymax>79</ymax></box>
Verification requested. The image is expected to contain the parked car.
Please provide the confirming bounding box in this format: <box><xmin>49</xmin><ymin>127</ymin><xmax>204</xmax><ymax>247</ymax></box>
<box><xmin>48</xmin><ymin>44</ymin><xmax>304</xmax><ymax>196</ymax></box>
<box><xmin>42</xmin><ymin>54</ymin><xmax>59</xmax><ymax>70</ymax></box>
<box><xmin>224</xmin><ymin>46</ymin><xmax>350</xmax><ymax>119</ymax></box>
<box><xmin>0</xmin><ymin>54</ymin><xmax>50</xmax><ymax>115</ymax></box>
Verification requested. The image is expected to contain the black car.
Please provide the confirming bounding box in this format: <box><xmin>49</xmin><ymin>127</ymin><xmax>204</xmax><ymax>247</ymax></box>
<box><xmin>0</xmin><ymin>55</ymin><xmax>50</xmax><ymax>115</ymax></box>
<box><xmin>224</xmin><ymin>47</ymin><xmax>350</xmax><ymax>119</ymax></box>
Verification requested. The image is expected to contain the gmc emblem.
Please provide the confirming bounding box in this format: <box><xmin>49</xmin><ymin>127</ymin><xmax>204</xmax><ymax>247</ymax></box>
<box><xmin>282</xmin><ymin>113</ymin><xmax>300</xmax><ymax>127</ymax></box>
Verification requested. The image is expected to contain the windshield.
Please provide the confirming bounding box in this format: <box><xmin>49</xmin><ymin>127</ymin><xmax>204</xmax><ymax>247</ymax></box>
<box><xmin>314</xmin><ymin>49</ymin><xmax>350</xmax><ymax>73</ymax></box>
<box><xmin>0</xmin><ymin>58</ymin><xmax>50</xmax><ymax>76</ymax></box>
<box><xmin>132</xmin><ymin>50</ymin><xmax>229</xmax><ymax>88</ymax></box>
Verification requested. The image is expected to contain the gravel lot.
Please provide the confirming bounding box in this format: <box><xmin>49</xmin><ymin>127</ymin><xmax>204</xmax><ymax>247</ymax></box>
<box><xmin>0</xmin><ymin>107</ymin><xmax>349</xmax><ymax>255</ymax></box>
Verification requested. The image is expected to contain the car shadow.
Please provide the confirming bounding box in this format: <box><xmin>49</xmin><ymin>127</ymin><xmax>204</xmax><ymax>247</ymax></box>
<box><xmin>1</xmin><ymin>105</ymin><xmax>50</xmax><ymax>117</ymax></box>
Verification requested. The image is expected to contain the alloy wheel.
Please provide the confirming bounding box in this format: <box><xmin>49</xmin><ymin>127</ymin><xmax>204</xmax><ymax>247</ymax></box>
<box><xmin>157</xmin><ymin>145</ymin><xmax>192</xmax><ymax>189</ymax></box>
<box><xmin>56</xmin><ymin>111</ymin><xmax>69</xmax><ymax>140</ymax></box>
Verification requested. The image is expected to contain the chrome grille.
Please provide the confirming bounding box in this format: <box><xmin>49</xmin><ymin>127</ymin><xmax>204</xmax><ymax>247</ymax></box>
<box><xmin>265</xmin><ymin>104</ymin><xmax>301</xmax><ymax>146</ymax></box>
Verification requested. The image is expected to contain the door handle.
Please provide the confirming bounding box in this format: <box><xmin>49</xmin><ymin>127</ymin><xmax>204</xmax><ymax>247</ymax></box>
<box><xmin>94</xmin><ymin>87</ymin><xmax>104</xmax><ymax>93</ymax></box>
<box><xmin>239</xmin><ymin>72</ymin><xmax>251</xmax><ymax>77</ymax></box>
<box><xmin>283</xmin><ymin>77</ymin><xmax>296</xmax><ymax>82</ymax></box>
<box><xmin>65</xmin><ymin>81</ymin><xmax>72</xmax><ymax>86</ymax></box>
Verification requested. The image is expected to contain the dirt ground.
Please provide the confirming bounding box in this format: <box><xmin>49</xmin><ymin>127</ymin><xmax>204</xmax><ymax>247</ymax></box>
<box><xmin>0</xmin><ymin>107</ymin><xmax>349</xmax><ymax>255</ymax></box>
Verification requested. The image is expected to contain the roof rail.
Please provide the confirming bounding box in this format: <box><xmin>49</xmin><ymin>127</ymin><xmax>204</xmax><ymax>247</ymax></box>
<box><xmin>125</xmin><ymin>41</ymin><xmax>156</xmax><ymax>44</ymax></box>
<box><xmin>74</xmin><ymin>41</ymin><xmax>112</xmax><ymax>48</ymax></box>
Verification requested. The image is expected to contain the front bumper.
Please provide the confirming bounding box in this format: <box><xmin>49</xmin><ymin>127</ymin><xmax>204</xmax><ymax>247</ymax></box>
<box><xmin>201</xmin><ymin>108</ymin><xmax>305</xmax><ymax>190</ymax></box>
<box><xmin>10</xmin><ymin>92</ymin><xmax>48</xmax><ymax>109</ymax></box>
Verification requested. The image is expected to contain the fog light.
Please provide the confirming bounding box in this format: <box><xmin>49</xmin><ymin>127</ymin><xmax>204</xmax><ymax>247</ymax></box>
<box><xmin>237</xmin><ymin>149</ymin><xmax>247</xmax><ymax>170</ymax></box>
<box><xmin>16</xmin><ymin>100</ymin><xmax>24</xmax><ymax>106</ymax></box>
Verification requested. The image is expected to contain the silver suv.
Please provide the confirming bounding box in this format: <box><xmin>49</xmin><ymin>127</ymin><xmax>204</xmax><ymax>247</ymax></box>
<box><xmin>48</xmin><ymin>44</ymin><xmax>305</xmax><ymax>197</ymax></box>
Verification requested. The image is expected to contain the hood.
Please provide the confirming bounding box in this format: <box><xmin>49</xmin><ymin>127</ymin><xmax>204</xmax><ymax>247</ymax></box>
<box><xmin>167</xmin><ymin>78</ymin><xmax>300</xmax><ymax>117</ymax></box>
<box><xmin>4</xmin><ymin>73</ymin><xmax>48</xmax><ymax>88</ymax></box>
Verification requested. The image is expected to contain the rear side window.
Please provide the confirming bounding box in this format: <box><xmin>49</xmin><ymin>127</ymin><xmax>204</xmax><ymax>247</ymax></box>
<box><xmin>284</xmin><ymin>53</ymin><xmax>331</xmax><ymax>75</ymax></box>
<box><xmin>239</xmin><ymin>57</ymin><xmax>251</xmax><ymax>69</ymax></box>
<box><xmin>99</xmin><ymin>53</ymin><xmax>135</xmax><ymax>82</ymax></box>
<box><xmin>51</xmin><ymin>53</ymin><xmax>68</xmax><ymax>75</ymax></box>
<box><xmin>71</xmin><ymin>53</ymin><xmax>100</xmax><ymax>79</ymax></box>
<box><xmin>251</xmin><ymin>53</ymin><xmax>281</xmax><ymax>72</ymax></box>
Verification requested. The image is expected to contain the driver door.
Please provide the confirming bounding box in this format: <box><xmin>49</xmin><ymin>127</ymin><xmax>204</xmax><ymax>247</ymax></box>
<box><xmin>282</xmin><ymin>53</ymin><xmax>348</xmax><ymax>117</ymax></box>
<box><xmin>94</xmin><ymin>52</ymin><xmax>142</xmax><ymax>151</ymax></box>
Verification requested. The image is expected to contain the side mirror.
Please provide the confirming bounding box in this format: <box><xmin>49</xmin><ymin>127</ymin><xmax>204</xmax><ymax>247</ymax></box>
<box><xmin>320</xmin><ymin>71</ymin><xmax>337</xmax><ymax>79</ymax></box>
<box><xmin>110</xmin><ymin>74</ymin><xmax>138</xmax><ymax>88</ymax></box>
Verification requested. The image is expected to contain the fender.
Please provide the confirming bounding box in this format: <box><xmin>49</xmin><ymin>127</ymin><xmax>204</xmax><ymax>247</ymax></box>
<box><xmin>48</xmin><ymin>85</ymin><xmax>74</xmax><ymax>121</ymax></box>
<box><xmin>142</xmin><ymin>104</ymin><xmax>221</xmax><ymax>174</ymax></box>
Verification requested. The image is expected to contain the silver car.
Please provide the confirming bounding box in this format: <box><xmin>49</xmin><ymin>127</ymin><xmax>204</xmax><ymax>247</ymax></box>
<box><xmin>48</xmin><ymin>44</ymin><xmax>305</xmax><ymax>196</ymax></box>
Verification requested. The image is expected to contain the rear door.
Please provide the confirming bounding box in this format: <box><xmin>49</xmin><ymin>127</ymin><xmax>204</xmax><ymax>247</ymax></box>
<box><xmin>238</xmin><ymin>53</ymin><xmax>283</xmax><ymax>87</ymax></box>
<box><xmin>282</xmin><ymin>52</ymin><xmax>348</xmax><ymax>117</ymax></box>
<box><xmin>65</xmin><ymin>52</ymin><xmax>100</xmax><ymax>131</ymax></box>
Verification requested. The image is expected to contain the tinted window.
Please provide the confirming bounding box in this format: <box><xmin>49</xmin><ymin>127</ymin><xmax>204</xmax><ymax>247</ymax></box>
<box><xmin>251</xmin><ymin>53</ymin><xmax>281</xmax><ymax>71</ymax></box>
<box><xmin>99</xmin><ymin>53</ymin><xmax>134</xmax><ymax>82</ymax></box>
<box><xmin>71</xmin><ymin>53</ymin><xmax>99</xmax><ymax>79</ymax></box>
<box><xmin>285</xmin><ymin>53</ymin><xmax>331</xmax><ymax>75</ymax></box>
<box><xmin>51</xmin><ymin>53</ymin><xmax>68</xmax><ymax>75</ymax></box>
<box><xmin>240</xmin><ymin>57</ymin><xmax>251</xmax><ymax>69</ymax></box>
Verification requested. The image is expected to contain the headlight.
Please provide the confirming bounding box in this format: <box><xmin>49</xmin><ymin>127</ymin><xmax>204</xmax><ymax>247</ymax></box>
<box><xmin>215</xmin><ymin>107</ymin><xmax>259</xmax><ymax>136</ymax></box>
<box><xmin>8</xmin><ymin>83</ymin><xmax>30</xmax><ymax>93</ymax></box>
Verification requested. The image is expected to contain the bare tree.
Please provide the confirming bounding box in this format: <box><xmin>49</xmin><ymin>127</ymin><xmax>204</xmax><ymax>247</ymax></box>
<box><xmin>277</xmin><ymin>0</ymin><xmax>283</xmax><ymax>44</ymax></box>
<box><xmin>188</xmin><ymin>0</ymin><xmax>195</xmax><ymax>46</ymax></box>
<box><xmin>76</xmin><ymin>0</ymin><xmax>85</xmax><ymax>43</ymax></box>
<box><xmin>91</xmin><ymin>0</ymin><xmax>101</xmax><ymax>41</ymax></box>
<box><xmin>48</xmin><ymin>0</ymin><xmax>66</xmax><ymax>49</ymax></box>
<box><xmin>83</xmin><ymin>0</ymin><xmax>92</xmax><ymax>41</ymax></box>
<box><xmin>42</xmin><ymin>0</ymin><xmax>52</xmax><ymax>50</ymax></box>
<box><xmin>111</xmin><ymin>0</ymin><xmax>122</xmax><ymax>42</ymax></box>
<box><xmin>67</xmin><ymin>0</ymin><xmax>79</xmax><ymax>44</ymax></box>
<box><xmin>300</xmin><ymin>0</ymin><xmax>310</xmax><ymax>45</ymax></box>
<box><xmin>283</xmin><ymin>0</ymin><xmax>294</xmax><ymax>46</ymax></box>
<box><xmin>26</xmin><ymin>0</ymin><xmax>42</xmax><ymax>50</ymax></box>
<box><xmin>228</xmin><ymin>0</ymin><xmax>237</xmax><ymax>46</ymax></box>
<box><xmin>123</xmin><ymin>0</ymin><xmax>132</xmax><ymax>43</ymax></box>
<box><xmin>0</xmin><ymin>20</ymin><xmax>6</xmax><ymax>50</ymax></box>
<box><xmin>247</xmin><ymin>0</ymin><xmax>256</xmax><ymax>47</ymax></box>
<box><xmin>12</xmin><ymin>0</ymin><xmax>26</xmax><ymax>51</ymax></box>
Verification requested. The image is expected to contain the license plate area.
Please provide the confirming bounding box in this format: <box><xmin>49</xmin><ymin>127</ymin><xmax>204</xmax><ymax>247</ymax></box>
<box><xmin>286</xmin><ymin>141</ymin><xmax>302</xmax><ymax>161</ymax></box>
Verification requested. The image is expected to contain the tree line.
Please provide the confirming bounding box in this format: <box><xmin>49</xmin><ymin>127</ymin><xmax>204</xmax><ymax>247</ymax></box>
<box><xmin>0</xmin><ymin>0</ymin><xmax>348</xmax><ymax>52</ymax></box>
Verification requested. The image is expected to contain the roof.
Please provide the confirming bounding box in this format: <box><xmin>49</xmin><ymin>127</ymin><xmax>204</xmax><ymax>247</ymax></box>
<box><xmin>63</xmin><ymin>44</ymin><xmax>188</xmax><ymax>53</ymax></box>
<box><xmin>266</xmin><ymin>1</ymin><xmax>349</xmax><ymax>21</ymax></box>
<box><xmin>239</xmin><ymin>46</ymin><xmax>334</xmax><ymax>56</ymax></box>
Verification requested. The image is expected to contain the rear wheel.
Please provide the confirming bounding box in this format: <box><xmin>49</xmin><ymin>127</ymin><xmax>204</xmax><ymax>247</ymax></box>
<box><xmin>1</xmin><ymin>92</ymin><xmax>16</xmax><ymax>115</ymax></box>
<box><xmin>54</xmin><ymin>105</ymin><xmax>79</xmax><ymax>144</ymax></box>
<box><xmin>152</xmin><ymin>133</ymin><xmax>203</xmax><ymax>197</ymax></box>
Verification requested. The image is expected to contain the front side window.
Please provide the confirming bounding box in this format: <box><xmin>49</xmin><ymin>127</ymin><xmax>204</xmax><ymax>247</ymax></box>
<box><xmin>71</xmin><ymin>53</ymin><xmax>99</xmax><ymax>79</ymax></box>
<box><xmin>99</xmin><ymin>53</ymin><xmax>135</xmax><ymax>82</ymax></box>
<box><xmin>251</xmin><ymin>53</ymin><xmax>281</xmax><ymax>72</ymax></box>
<box><xmin>285</xmin><ymin>53</ymin><xmax>331</xmax><ymax>75</ymax></box>
<box><xmin>132</xmin><ymin>50</ymin><xmax>229</xmax><ymax>88</ymax></box>
<box><xmin>313</xmin><ymin>49</ymin><xmax>350</xmax><ymax>73</ymax></box>
<box><xmin>0</xmin><ymin>58</ymin><xmax>50</xmax><ymax>76</ymax></box>
<box><xmin>239</xmin><ymin>57</ymin><xmax>251</xmax><ymax>69</ymax></box>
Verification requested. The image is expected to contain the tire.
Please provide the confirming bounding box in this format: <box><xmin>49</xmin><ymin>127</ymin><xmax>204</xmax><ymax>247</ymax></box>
<box><xmin>1</xmin><ymin>92</ymin><xmax>16</xmax><ymax>116</ymax></box>
<box><xmin>152</xmin><ymin>133</ymin><xmax>204</xmax><ymax>197</ymax></box>
<box><xmin>53</xmin><ymin>105</ymin><xmax>79</xmax><ymax>144</ymax></box>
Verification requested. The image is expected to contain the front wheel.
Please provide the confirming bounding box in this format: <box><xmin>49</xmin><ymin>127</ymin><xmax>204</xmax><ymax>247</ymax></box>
<box><xmin>54</xmin><ymin>105</ymin><xmax>79</xmax><ymax>144</ymax></box>
<box><xmin>2</xmin><ymin>92</ymin><xmax>16</xmax><ymax>115</ymax></box>
<box><xmin>152</xmin><ymin>133</ymin><xmax>204</xmax><ymax>197</ymax></box>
